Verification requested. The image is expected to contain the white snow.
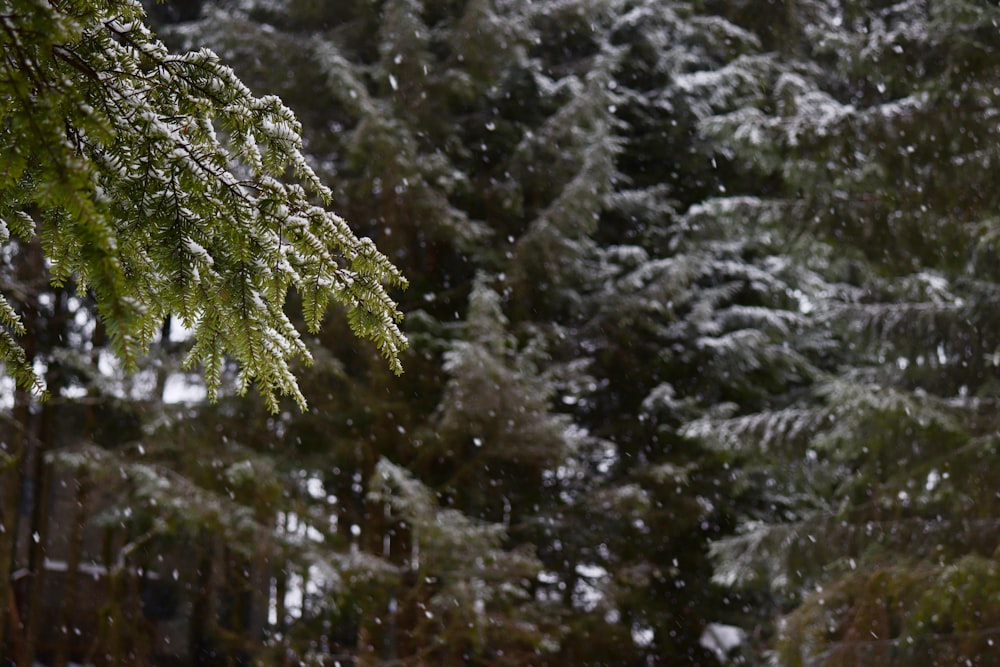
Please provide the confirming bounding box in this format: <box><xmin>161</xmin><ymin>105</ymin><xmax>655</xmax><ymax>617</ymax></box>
<box><xmin>162</xmin><ymin>372</ymin><xmax>207</xmax><ymax>403</ymax></box>
<box><xmin>699</xmin><ymin>622</ymin><xmax>746</xmax><ymax>661</ymax></box>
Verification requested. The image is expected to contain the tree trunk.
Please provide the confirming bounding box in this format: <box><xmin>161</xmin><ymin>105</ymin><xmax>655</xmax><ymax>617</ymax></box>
<box><xmin>53</xmin><ymin>471</ymin><xmax>90</xmax><ymax>667</ymax></box>
<box><xmin>273</xmin><ymin>565</ymin><xmax>287</xmax><ymax>637</ymax></box>
<box><xmin>190</xmin><ymin>533</ymin><xmax>218</xmax><ymax>667</ymax></box>
<box><xmin>16</xmin><ymin>285</ymin><xmax>68</xmax><ymax>667</ymax></box>
<box><xmin>97</xmin><ymin>527</ymin><xmax>125</xmax><ymax>667</ymax></box>
<box><xmin>15</xmin><ymin>444</ymin><xmax>52</xmax><ymax>667</ymax></box>
<box><xmin>125</xmin><ymin>560</ymin><xmax>152</xmax><ymax>666</ymax></box>
<box><xmin>0</xmin><ymin>238</ymin><xmax>43</xmax><ymax>662</ymax></box>
<box><xmin>782</xmin><ymin>0</ymin><xmax>799</xmax><ymax>56</ymax></box>
<box><xmin>0</xmin><ymin>391</ymin><xmax>27</xmax><ymax>663</ymax></box>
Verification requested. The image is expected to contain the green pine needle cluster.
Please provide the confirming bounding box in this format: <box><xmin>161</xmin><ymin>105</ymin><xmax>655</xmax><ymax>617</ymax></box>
<box><xmin>0</xmin><ymin>0</ymin><xmax>407</xmax><ymax>411</ymax></box>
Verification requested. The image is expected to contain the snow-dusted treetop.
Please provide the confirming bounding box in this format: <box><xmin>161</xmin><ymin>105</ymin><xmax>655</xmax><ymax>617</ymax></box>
<box><xmin>0</xmin><ymin>0</ymin><xmax>407</xmax><ymax>411</ymax></box>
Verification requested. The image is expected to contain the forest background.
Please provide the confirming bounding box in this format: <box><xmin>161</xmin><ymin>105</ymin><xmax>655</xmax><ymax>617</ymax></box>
<box><xmin>3</xmin><ymin>0</ymin><xmax>1000</xmax><ymax>666</ymax></box>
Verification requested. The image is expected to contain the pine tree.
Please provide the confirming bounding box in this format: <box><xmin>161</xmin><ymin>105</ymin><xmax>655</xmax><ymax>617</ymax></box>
<box><xmin>684</xmin><ymin>1</ymin><xmax>1000</xmax><ymax>664</ymax></box>
<box><xmin>433</xmin><ymin>274</ymin><xmax>573</xmax><ymax>525</ymax></box>
<box><xmin>364</xmin><ymin>457</ymin><xmax>557</xmax><ymax>665</ymax></box>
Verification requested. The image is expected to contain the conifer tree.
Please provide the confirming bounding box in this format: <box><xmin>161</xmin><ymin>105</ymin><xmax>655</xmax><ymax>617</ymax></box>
<box><xmin>434</xmin><ymin>274</ymin><xmax>573</xmax><ymax>525</ymax></box>
<box><xmin>684</xmin><ymin>1</ymin><xmax>1000</xmax><ymax>664</ymax></box>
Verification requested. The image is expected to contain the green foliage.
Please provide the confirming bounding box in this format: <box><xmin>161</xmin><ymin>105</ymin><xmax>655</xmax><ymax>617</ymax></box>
<box><xmin>683</xmin><ymin>1</ymin><xmax>1000</xmax><ymax>663</ymax></box>
<box><xmin>0</xmin><ymin>0</ymin><xmax>407</xmax><ymax>410</ymax></box>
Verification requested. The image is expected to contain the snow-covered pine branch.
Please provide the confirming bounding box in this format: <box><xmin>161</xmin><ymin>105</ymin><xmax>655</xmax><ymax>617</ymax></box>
<box><xmin>0</xmin><ymin>0</ymin><xmax>407</xmax><ymax>410</ymax></box>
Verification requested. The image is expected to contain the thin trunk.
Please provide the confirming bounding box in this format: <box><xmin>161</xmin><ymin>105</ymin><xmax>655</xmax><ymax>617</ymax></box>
<box><xmin>191</xmin><ymin>533</ymin><xmax>218</xmax><ymax>667</ymax></box>
<box><xmin>0</xmin><ymin>238</ymin><xmax>39</xmax><ymax>659</ymax></box>
<box><xmin>101</xmin><ymin>527</ymin><xmax>125</xmax><ymax>667</ymax></box>
<box><xmin>17</xmin><ymin>286</ymin><xmax>67</xmax><ymax>667</ymax></box>
<box><xmin>249</xmin><ymin>533</ymin><xmax>269</xmax><ymax>645</ymax></box>
<box><xmin>105</xmin><ymin>569</ymin><xmax>124</xmax><ymax>667</ymax></box>
<box><xmin>222</xmin><ymin>547</ymin><xmax>236</xmax><ymax>667</ymax></box>
<box><xmin>53</xmin><ymin>472</ymin><xmax>90</xmax><ymax>667</ymax></box>
<box><xmin>273</xmin><ymin>563</ymin><xmax>287</xmax><ymax>637</ymax></box>
<box><xmin>15</xmin><ymin>447</ymin><xmax>52</xmax><ymax>667</ymax></box>
<box><xmin>273</xmin><ymin>511</ymin><xmax>290</xmax><ymax>637</ymax></box>
<box><xmin>298</xmin><ymin>564</ymin><xmax>310</xmax><ymax>623</ymax></box>
<box><xmin>102</xmin><ymin>526</ymin><xmax>160</xmax><ymax>667</ymax></box>
<box><xmin>125</xmin><ymin>561</ymin><xmax>150</xmax><ymax>665</ymax></box>
<box><xmin>356</xmin><ymin>495</ymin><xmax>386</xmax><ymax>667</ymax></box>
<box><xmin>0</xmin><ymin>391</ymin><xmax>27</xmax><ymax>663</ymax></box>
<box><xmin>783</xmin><ymin>0</ymin><xmax>799</xmax><ymax>56</ymax></box>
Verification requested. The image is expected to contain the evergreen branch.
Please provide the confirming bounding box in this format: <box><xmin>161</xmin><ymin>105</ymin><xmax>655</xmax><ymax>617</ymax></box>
<box><xmin>0</xmin><ymin>0</ymin><xmax>408</xmax><ymax>409</ymax></box>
